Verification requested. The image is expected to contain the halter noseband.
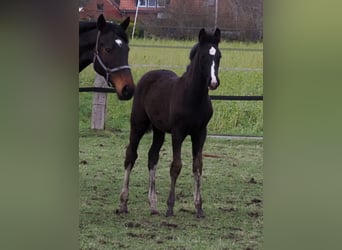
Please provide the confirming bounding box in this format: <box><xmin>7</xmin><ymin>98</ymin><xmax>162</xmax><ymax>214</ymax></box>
<box><xmin>93</xmin><ymin>31</ymin><xmax>131</xmax><ymax>87</ymax></box>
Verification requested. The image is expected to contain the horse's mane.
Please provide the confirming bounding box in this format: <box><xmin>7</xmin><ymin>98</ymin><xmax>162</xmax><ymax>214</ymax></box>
<box><xmin>184</xmin><ymin>44</ymin><xmax>198</xmax><ymax>73</ymax></box>
<box><xmin>79</xmin><ymin>21</ymin><xmax>97</xmax><ymax>34</ymax></box>
<box><xmin>189</xmin><ymin>43</ymin><xmax>199</xmax><ymax>61</ymax></box>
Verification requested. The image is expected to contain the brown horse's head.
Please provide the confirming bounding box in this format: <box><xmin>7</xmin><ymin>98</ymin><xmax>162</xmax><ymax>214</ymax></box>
<box><xmin>190</xmin><ymin>28</ymin><xmax>222</xmax><ymax>90</ymax></box>
<box><xmin>93</xmin><ymin>15</ymin><xmax>135</xmax><ymax>100</ymax></box>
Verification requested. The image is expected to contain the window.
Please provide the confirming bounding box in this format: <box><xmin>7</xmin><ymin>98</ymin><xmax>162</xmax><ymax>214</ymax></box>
<box><xmin>157</xmin><ymin>0</ymin><xmax>166</xmax><ymax>7</ymax></box>
<box><xmin>97</xmin><ymin>4</ymin><xmax>104</xmax><ymax>11</ymax></box>
<box><xmin>137</xmin><ymin>0</ymin><xmax>146</xmax><ymax>7</ymax></box>
<box><xmin>137</xmin><ymin>0</ymin><xmax>165</xmax><ymax>8</ymax></box>
<box><xmin>208</xmin><ymin>0</ymin><xmax>215</xmax><ymax>6</ymax></box>
<box><xmin>148</xmin><ymin>0</ymin><xmax>156</xmax><ymax>7</ymax></box>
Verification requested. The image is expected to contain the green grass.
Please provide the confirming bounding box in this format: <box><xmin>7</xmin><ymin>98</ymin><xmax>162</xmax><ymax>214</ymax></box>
<box><xmin>79</xmin><ymin>39</ymin><xmax>263</xmax><ymax>136</ymax></box>
<box><xmin>79</xmin><ymin>39</ymin><xmax>263</xmax><ymax>249</ymax></box>
<box><xmin>79</xmin><ymin>130</ymin><xmax>263</xmax><ymax>249</ymax></box>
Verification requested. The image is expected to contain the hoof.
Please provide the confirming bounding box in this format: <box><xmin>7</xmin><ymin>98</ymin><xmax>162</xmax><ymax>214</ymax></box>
<box><xmin>150</xmin><ymin>210</ymin><xmax>160</xmax><ymax>216</ymax></box>
<box><xmin>196</xmin><ymin>210</ymin><xmax>205</xmax><ymax>218</ymax></box>
<box><xmin>166</xmin><ymin>209</ymin><xmax>174</xmax><ymax>217</ymax></box>
<box><xmin>115</xmin><ymin>208</ymin><xmax>128</xmax><ymax>214</ymax></box>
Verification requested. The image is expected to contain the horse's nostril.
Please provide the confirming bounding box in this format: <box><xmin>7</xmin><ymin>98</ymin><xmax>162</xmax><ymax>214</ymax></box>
<box><xmin>122</xmin><ymin>85</ymin><xmax>134</xmax><ymax>99</ymax></box>
<box><xmin>210</xmin><ymin>81</ymin><xmax>218</xmax><ymax>89</ymax></box>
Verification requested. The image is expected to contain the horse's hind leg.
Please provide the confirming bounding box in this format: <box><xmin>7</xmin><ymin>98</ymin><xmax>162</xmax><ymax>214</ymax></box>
<box><xmin>148</xmin><ymin>127</ymin><xmax>165</xmax><ymax>215</ymax></box>
<box><xmin>116</xmin><ymin>122</ymin><xmax>149</xmax><ymax>214</ymax></box>
<box><xmin>191</xmin><ymin>130</ymin><xmax>207</xmax><ymax>218</ymax></box>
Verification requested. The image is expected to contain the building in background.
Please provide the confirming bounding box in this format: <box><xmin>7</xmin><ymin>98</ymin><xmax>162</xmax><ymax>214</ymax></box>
<box><xmin>79</xmin><ymin>0</ymin><xmax>170</xmax><ymax>21</ymax></box>
<box><xmin>79</xmin><ymin>0</ymin><xmax>263</xmax><ymax>41</ymax></box>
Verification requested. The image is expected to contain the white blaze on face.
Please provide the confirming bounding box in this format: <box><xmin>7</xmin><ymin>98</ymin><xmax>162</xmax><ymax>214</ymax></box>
<box><xmin>209</xmin><ymin>46</ymin><xmax>217</xmax><ymax>85</ymax></box>
<box><xmin>115</xmin><ymin>39</ymin><xmax>123</xmax><ymax>47</ymax></box>
<box><xmin>209</xmin><ymin>46</ymin><xmax>216</xmax><ymax>56</ymax></box>
<box><xmin>211</xmin><ymin>61</ymin><xmax>217</xmax><ymax>84</ymax></box>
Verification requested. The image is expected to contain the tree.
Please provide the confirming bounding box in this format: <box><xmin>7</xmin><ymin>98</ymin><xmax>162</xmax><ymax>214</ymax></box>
<box><xmin>142</xmin><ymin>0</ymin><xmax>263</xmax><ymax>41</ymax></box>
<box><xmin>148</xmin><ymin>0</ymin><xmax>209</xmax><ymax>39</ymax></box>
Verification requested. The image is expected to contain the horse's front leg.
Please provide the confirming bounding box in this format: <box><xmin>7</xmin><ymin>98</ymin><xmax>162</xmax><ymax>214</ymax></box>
<box><xmin>191</xmin><ymin>130</ymin><xmax>207</xmax><ymax>218</ymax></box>
<box><xmin>117</xmin><ymin>161</ymin><xmax>133</xmax><ymax>214</ymax></box>
<box><xmin>148</xmin><ymin>128</ymin><xmax>165</xmax><ymax>215</ymax></box>
<box><xmin>116</xmin><ymin>125</ymin><xmax>145</xmax><ymax>214</ymax></box>
<box><xmin>166</xmin><ymin>133</ymin><xmax>186</xmax><ymax>217</ymax></box>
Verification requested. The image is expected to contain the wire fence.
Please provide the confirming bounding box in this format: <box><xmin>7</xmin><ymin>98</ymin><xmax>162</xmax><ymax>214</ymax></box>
<box><xmin>130</xmin><ymin>44</ymin><xmax>263</xmax><ymax>52</ymax></box>
<box><xmin>80</xmin><ymin>44</ymin><xmax>263</xmax><ymax>99</ymax></box>
<box><xmin>79</xmin><ymin>44</ymin><xmax>263</xmax><ymax>138</ymax></box>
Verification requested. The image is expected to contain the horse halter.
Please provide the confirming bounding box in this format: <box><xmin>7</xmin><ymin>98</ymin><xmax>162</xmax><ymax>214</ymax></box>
<box><xmin>93</xmin><ymin>30</ymin><xmax>131</xmax><ymax>87</ymax></box>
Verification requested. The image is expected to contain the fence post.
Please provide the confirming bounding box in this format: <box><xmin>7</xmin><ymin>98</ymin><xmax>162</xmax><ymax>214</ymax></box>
<box><xmin>91</xmin><ymin>74</ymin><xmax>108</xmax><ymax>130</ymax></box>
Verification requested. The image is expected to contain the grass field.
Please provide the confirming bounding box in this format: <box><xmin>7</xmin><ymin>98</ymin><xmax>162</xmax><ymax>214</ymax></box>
<box><xmin>79</xmin><ymin>39</ymin><xmax>263</xmax><ymax>249</ymax></box>
<box><xmin>79</xmin><ymin>39</ymin><xmax>263</xmax><ymax>136</ymax></box>
<box><xmin>79</xmin><ymin>130</ymin><xmax>263</xmax><ymax>249</ymax></box>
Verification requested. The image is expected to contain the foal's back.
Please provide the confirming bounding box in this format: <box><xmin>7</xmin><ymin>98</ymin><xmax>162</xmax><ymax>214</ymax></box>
<box><xmin>131</xmin><ymin>69</ymin><xmax>179</xmax><ymax>133</ymax></box>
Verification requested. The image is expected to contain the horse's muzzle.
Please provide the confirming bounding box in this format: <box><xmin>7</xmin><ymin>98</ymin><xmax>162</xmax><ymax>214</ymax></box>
<box><xmin>208</xmin><ymin>78</ymin><xmax>219</xmax><ymax>90</ymax></box>
<box><xmin>109</xmin><ymin>70</ymin><xmax>135</xmax><ymax>100</ymax></box>
<box><xmin>121</xmin><ymin>85</ymin><xmax>135</xmax><ymax>100</ymax></box>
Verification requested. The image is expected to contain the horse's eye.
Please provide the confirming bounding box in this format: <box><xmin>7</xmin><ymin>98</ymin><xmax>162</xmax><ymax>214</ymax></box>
<box><xmin>105</xmin><ymin>48</ymin><xmax>111</xmax><ymax>53</ymax></box>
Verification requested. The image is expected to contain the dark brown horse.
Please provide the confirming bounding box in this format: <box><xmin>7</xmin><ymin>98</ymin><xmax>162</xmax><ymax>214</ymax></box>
<box><xmin>117</xmin><ymin>28</ymin><xmax>221</xmax><ymax>218</ymax></box>
<box><xmin>79</xmin><ymin>14</ymin><xmax>135</xmax><ymax>100</ymax></box>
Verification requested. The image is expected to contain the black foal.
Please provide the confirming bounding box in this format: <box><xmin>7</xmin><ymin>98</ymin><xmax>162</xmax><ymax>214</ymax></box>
<box><xmin>117</xmin><ymin>28</ymin><xmax>221</xmax><ymax>218</ymax></box>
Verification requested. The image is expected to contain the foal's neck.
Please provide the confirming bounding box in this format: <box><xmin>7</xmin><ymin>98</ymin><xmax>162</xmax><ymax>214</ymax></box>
<box><xmin>185</xmin><ymin>54</ymin><xmax>209</xmax><ymax>103</ymax></box>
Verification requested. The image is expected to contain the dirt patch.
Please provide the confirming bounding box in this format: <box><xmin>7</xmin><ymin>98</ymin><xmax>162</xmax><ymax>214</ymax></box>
<box><xmin>80</xmin><ymin>160</ymin><xmax>88</xmax><ymax>165</ymax></box>
<box><xmin>222</xmin><ymin>232</ymin><xmax>237</xmax><ymax>239</ymax></box>
<box><xmin>125</xmin><ymin>222</ymin><xmax>141</xmax><ymax>228</ymax></box>
<box><xmin>248</xmin><ymin>177</ymin><xmax>257</xmax><ymax>184</ymax></box>
<box><xmin>126</xmin><ymin>232</ymin><xmax>139</xmax><ymax>238</ymax></box>
<box><xmin>251</xmin><ymin>198</ymin><xmax>262</xmax><ymax>203</ymax></box>
<box><xmin>248</xmin><ymin>211</ymin><xmax>261</xmax><ymax>218</ymax></box>
<box><xmin>228</xmin><ymin>226</ymin><xmax>243</xmax><ymax>231</ymax></box>
<box><xmin>202</xmin><ymin>154</ymin><xmax>239</xmax><ymax>167</ymax></box>
<box><xmin>246</xmin><ymin>198</ymin><xmax>262</xmax><ymax>206</ymax></box>
<box><xmin>203</xmin><ymin>153</ymin><xmax>225</xmax><ymax>158</ymax></box>
<box><xmin>160</xmin><ymin>221</ymin><xmax>178</xmax><ymax>228</ymax></box>
<box><xmin>222</xmin><ymin>232</ymin><xmax>242</xmax><ymax>241</ymax></box>
<box><xmin>98</xmin><ymin>239</ymin><xmax>107</xmax><ymax>244</ymax></box>
<box><xmin>179</xmin><ymin>208</ymin><xmax>195</xmax><ymax>214</ymax></box>
<box><xmin>127</xmin><ymin>232</ymin><xmax>156</xmax><ymax>239</ymax></box>
<box><xmin>218</xmin><ymin>207</ymin><xmax>236</xmax><ymax>212</ymax></box>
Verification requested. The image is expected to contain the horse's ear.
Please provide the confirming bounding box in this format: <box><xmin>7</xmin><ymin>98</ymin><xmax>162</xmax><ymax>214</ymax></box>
<box><xmin>120</xmin><ymin>17</ymin><xmax>130</xmax><ymax>31</ymax></box>
<box><xmin>214</xmin><ymin>28</ymin><xmax>221</xmax><ymax>43</ymax></box>
<box><xmin>97</xmin><ymin>14</ymin><xmax>106</xmax><ymax>31</ymax></box>
<box><xmin>198</xmin><ymin>28</ymin><xmax>206</xmax><ymax>42</ymax></box>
